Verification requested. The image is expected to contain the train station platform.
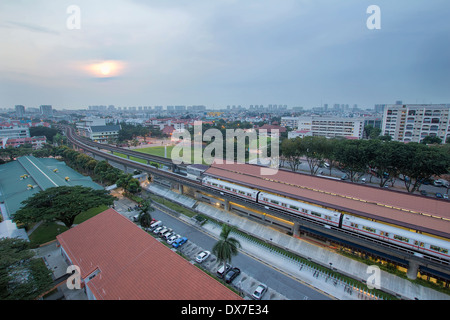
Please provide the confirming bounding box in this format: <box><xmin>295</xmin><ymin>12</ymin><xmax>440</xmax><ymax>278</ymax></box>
<box><xmin>145</xmin><ymin>183</ymin><xmax>450</xmax><ymax>300</ymax></box>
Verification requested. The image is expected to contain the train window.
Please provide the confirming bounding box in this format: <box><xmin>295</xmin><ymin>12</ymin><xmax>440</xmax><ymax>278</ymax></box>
<box><xmin>263</xmin><ymin>198</ymin><xmax>268</xmax><ymax>202</ymax></box>
<box><xmin>311</xmin><ymin>211</ymin><xmax>321</xmax><ymax>217</ymax></box>
<box><xmin>302</xmin><ymin>208</ymin><xmax>308</xmax><ymax>214</ymax></box>
<box><xmin>350</xmin><ymin>223</ymin><xmax>359</xmax><ymax>228</ymax></box>
<box><xmin>238</xmin><ymin>191</ymin><xmax>245</xmax><ymax>195</ymax></box>
<box><xmin>414</xmin><ymin>241</ymin><xmax>424</xmax><ymax>248</ymax></box>
<box><xmin>394</xmin><ymin>235</ymin><xmax>409</xmax><ymax>243</ymax></box>
<box><xmin>212</xmin><ymin>183</ymin><xmax>218</xmax><ymax>187</ymax></box>
<box><xmin>225</xmin><ymin>187</ymin><xmax>231</xmax><ymax>191</ymax></box>
<box><xmin>380</xmin><ymin>231</ymin><xmax>389</xmax><ymax>237</ymax></box>
<box><xmin>325</xmin><ymin>215</ymin><xmax>331</xmax><ymax>220</ymax></box>
<box><xmin>363</xmin><ymin>226</ymin><xmax>376</xmax><ymax>233</ymax></box>
<box><xmin>290</xmin><ymin>205</ymin><xmax>299</xmax><ymax>211</ymax></box>
<box><xmin>430</xmin><ymin>245</ymin><xmax>449</xmax><ymax>254</ymax></box>
<box><xmin>271</xmin><ymin>200</ymin><xmax>279</xmax><ymax>205</ymax></box>
<box><xmin>247</xmin><ymin>193</ymin><xmax>252</xmax><ymax>197</ymax></box>
<box><xmin>281</xmin><ymin>203</ymin><xmax>287</xmax><ymax>207</ymax></box>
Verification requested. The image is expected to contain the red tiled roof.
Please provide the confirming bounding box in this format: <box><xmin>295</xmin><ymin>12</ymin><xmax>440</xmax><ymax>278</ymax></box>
<box><xmin>205</xmin><ymin>162</ymin><xmax>450</xmax><ymax>239</ymax></box>
<box><xmin>57</xmin><ymin>209</ymin><xmax>241</xmax><ymax>300</ymax></box>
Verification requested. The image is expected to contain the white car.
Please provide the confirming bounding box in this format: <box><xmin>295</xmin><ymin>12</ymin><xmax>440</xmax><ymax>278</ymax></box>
<box><xmin>252</xmin><ymin>283</ymin><xmax>268</xmax><ymax>300</ymax></box>
<box><xmin>195</xmin><ymin>251</ymin><xmax>211</xmax><ymax>263</ymax></box>
<box><xmin>167</xmin><ymin>234</ymin><xmax>180</xmax><ymax>244</ymax></box>
<box><xmin>153</xmin><ymin>226</ymin><xmax>164</xmax><ymax>234</ymax></box>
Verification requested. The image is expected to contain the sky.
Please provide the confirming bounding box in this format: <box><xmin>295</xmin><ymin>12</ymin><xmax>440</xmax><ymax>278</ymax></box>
<box><xmin>0</xmin><ymin>0</ymin><xmax>449</xmax><ymax>110</ymax></box>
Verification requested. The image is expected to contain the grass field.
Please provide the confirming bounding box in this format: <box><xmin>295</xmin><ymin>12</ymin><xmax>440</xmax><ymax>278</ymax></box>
<box><xmin>115</xmin><ymin>145</ymin><xmax>208</xmax><ymax>165</ymax></box>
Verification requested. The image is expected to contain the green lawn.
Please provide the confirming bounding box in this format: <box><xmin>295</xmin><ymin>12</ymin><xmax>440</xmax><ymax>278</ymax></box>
<box><xmin>115</xmin><ymin>145</ymin><xmax>208</xmax><ymax>165</ymax></box>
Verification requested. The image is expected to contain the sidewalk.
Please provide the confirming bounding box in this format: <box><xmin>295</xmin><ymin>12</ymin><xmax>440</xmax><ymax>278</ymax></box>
<box><xmin>144</xmin><ymin>183</ymin><xmax>450</xmax><ymax>300</ymax></box>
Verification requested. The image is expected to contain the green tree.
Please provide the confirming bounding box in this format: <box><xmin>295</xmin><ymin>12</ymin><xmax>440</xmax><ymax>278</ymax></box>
<box><xmin>335</xmin><ymin>140</ymin><xmax>368</xmax><ymax>182</ymax></box>
<box><xmin>281</xmin><ymin>137</ymin><xmax>304</xmax><ymax>172</ymax></box>
<box><xmin>212</xmin><ymin>225</ymin><xmax>241</xmax><ymax>273</ymax></box>
<box><xmin>397</xmin><ymin>143</ymin><xmax>450</xmax><ymax>193</ymax></box>
<box><xmin>0</xmin><ymin>238</ymin><xmax>53</xmax><ymax>300</ymax></box>
<box><xmin>301</xmin><ymin>136</ymin><xmax>327</xmax><ymax>175</ymax></box>
<box><xmin>13</xmin><ymin>186</ymin><xmax>116</xmax><ymax>229</ymax></box>
<box><xmin>137</xmin><ymin>199</ymin><xmax>154</xmax><ymax>229</ymax></box>
<box><xmin>421</xmin><ymin>135</ymin><xmax>442</xmax><ymax>145</ymax></box>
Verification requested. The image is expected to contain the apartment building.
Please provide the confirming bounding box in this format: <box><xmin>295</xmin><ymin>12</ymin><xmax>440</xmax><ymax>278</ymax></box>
<box><xmin>381</xmin><ymin>104</ymin><xmax>450</xmax><ymax>143</ymax></box>
<box><xmin>281</xmin><ymin>116</ymin><xmax>364</xmax><ymax>139</ymax></box>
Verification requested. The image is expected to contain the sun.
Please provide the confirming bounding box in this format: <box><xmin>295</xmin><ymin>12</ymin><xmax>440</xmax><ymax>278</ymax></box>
<box><xmin>86</xmin><ymin>60</ymin><xmax>124</xmax><ymax>78</ymax></box>
<box><xmin>99</xmin><ymin>63</ymin><xmax>112</xmax><ymax>76</ymax></box>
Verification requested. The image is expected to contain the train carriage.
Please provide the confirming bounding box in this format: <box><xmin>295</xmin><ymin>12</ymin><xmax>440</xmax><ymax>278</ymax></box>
<box><xmin>202</xmin><ymin>176</ymin><xmax>259</xmax><ymax>201</ymax></box>
<box><xmin>258</xmin><ymin>192</ymin><xmax>342</xmax><ymax>227</ymax></box>
<box><xmin>342</xmin><ymin>215</ymin><xmax>450</xmax><ymax>261</ymax></box>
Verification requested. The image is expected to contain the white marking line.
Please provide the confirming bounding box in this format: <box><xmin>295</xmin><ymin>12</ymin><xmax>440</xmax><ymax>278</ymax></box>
<box><xmin>25</xmin><ymin>157</ymin><xmax>59</xmax><ymax>187</ymax></box>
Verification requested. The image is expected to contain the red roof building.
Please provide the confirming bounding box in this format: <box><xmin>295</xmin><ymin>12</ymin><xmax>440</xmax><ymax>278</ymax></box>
<box><xmin>56</xmin><ymin>209</ymin><xmax>241</xmax><ymax>300</ymax></box>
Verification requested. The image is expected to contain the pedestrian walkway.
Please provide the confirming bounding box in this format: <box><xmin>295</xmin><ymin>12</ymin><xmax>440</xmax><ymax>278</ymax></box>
<box><xmin>145</xmin><ymin>184</ymin><xmax>450</xmax><ymax>300</ymax></box>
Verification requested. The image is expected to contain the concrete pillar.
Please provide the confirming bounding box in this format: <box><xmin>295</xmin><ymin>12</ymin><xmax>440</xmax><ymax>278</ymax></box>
<box><xmin>178</xmin><ymin>184</ymin><xmax>183</xmax><ymax>194</ymax></box>
<box><xmin>224</xmin><ymin>199</ymin><xmax>230</xmax><ymax>211</ymax></box>
<box><xmin>126</xmin><ymin>155</ymin><xmax>130</xmax><ymax>159</ymax></box>
<box><xmin>293</xmin><ymin>222</ymin><xmax>301</xmax><ymax>237</ymax></box>
<box><xmin>407</xmin><ymin>261</ymin><xmax>419</xmax><ymax>280</ymax></box>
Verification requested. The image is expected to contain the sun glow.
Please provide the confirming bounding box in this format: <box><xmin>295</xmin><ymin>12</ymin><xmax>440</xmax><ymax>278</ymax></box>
<box><xmin>87</xmin><ymin>60</ymin><xmax>124</xmax><ymax>78</ymax></box>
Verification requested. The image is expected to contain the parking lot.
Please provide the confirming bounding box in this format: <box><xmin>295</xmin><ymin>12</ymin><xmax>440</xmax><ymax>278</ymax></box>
<box><xmin>142</xmin><ymin>215</ymin><xmax>288</xmax><ymax>300</ymax></box>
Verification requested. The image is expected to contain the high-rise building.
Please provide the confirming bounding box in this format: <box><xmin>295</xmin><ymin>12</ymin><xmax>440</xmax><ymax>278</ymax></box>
<box><xmin>381</xmin><ymin>104</ymin><xmax>450</xmax><ymax>143</ymax></box>
<box><xmin>15</xmin><ymin>105</ymin><xmax>25</xmax><ymax>117</ymax></box>
<box><xmin>39</xmin><ymin>105</ymin><xmax>53</xmax><ymax>118</ymax></box>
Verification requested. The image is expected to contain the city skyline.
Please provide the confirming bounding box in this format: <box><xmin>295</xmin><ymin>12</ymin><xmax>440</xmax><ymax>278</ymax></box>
<box><xmin>1</xmin><ymin>1</ymin><xmax>450</xmax><ymax>110</ymax></box>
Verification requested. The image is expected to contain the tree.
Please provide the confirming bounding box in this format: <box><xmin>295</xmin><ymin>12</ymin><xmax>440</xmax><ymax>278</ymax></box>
<box><xmin>301</xmin><ymin>136</ymin><xmax>327</xmax><ymax>175</ymax></box>
<box><xmin>137</xmin><ymin>199</ymin><xmax>154</xmax><ymax>229</ymax></box>
<box><xmin>421</xmin><ymin>135</ymin><xmax>442</xmax><ymax>145</ymax></box>
<box><xmin>335</xmin><ymin>140</ymin><xmax>368</xmax><ymax>182</ymax></box>
<box><xmin>397</xmin><ymin>143</ymin><xmax>450</xmax><ymax>193</ymax></box>
<box><xmin>13</xmin><ymin>186</ymin><xmax>116</xmax><ymax>229</ymax></box>
<box><xmin>0</xmin><ymin>238</ymin><xmax>53</xmax><ymax>300</ymax></box>
<box><xmin>281</xmin><ymin>138</ymin><xmax>303</xmax><ymax>172</ymax></box>
<box><xmin>212</xmin><ymin>225</ymin><xmax>241</xmax><ymax>273</ymax></box>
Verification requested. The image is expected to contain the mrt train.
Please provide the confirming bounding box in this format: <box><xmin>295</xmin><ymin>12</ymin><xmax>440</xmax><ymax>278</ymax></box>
<box><xmin>202</xmin><ymin>176</ymin><xmax>450</xmax><ymax>262</ymax></box>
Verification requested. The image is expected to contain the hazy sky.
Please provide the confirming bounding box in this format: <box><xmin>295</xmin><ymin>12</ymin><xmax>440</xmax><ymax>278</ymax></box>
<box><xmin>1</xmin><ymin>0</ymin><xmax>449</xmax><ymax>110</ymax></box>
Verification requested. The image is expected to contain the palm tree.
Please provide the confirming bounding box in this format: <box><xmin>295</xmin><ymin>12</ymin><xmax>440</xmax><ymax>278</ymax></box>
<box><xmin>138</xmin><ymin>199</ymin><xmax>154</xmax><ymax>230</ymax></box>
<box><xmin>212</xmin><ymin>225</ymin><xmax>241</xmax><ymax>271</ymax></box>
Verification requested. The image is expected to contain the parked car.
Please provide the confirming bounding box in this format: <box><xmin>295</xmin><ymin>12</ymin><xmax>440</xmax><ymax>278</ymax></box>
<box><xmin>436</xmin><ymin>193</ymin><xmax>443</xmax><ymax>199</ymax></box>
<box><xmin>172</xmin><ymin>237</ymin><xmax>188</xmax><ymax>248</ymax></box>
<box><xmin>420</xmin><ymin>190</ymin><xmax>428</xmax><ymax>196</ymax></box>
<box><xmin>158</xmin><ymin>227</ymin><xmax>169</xmax><ymax>235</ymax></box>
<box><xmin>163</xmin><ymin>231</ymin><xmax>174</xmax><ymax>240</ymax></box>
<box><xmin>224</xmin><ymin>267</ymin><xmax>241</xmax><ymax>284</ymax></box>
<box><xmin>341</xmin><ymin>174</ymin><xmax>348</xmax><ymax>180</ymax></box>
<box><xmin>443</xmin><ymin>194</ymin><xmax>449</xmax><ymax>199</ymax></box>
<box><xmin>153</xmin><ymin>226</ymin><xmax>164</xmax><ymax>234</ymax></box>
<box><xmin>160</xmin><ymin>228</ymin><xmax>173</xmax><ymax>238</ymax></box>
<box><xmin>167</xmin><ymin>234</ymin><xmax>180</xmax><ymax>244</ymax></box>
<box><xmin>251</xmin><ymin>283</ymin><xmax>268</xmax><ymax>300</ymax></box>
<box><xmin>149</xmin><ymin>220</ymin><xmax>162</xmax><ymax>230</ymax></box>
<box><xmin>216</xmin><ymin>263</ymin><xmax>232</xmax><ymax>278</ymax></box>
<box><xmin>195</xmin><ymin>251</ymin><xmax>211</xmax><ymax>263</ymax></box>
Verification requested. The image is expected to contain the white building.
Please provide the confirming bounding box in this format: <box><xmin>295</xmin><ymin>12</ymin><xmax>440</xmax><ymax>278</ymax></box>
<box><xmin>281</xmin><ymin>116</ymin><xmax>364</xmax><ymax>139</ymax></box>
<box><xmin>381</xmin><ymin>104</ymin><xmax>450</xmax><ymax>143</ymax></box>
<box><xmin>0</xmin><ymin>125</ymin><xmax>30</xmax><ymax>139</ymax></box>
<box><xmin>88</xmin><ymin>125</ymin><xmax>121</xmax><ymax>143</ymax></box>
